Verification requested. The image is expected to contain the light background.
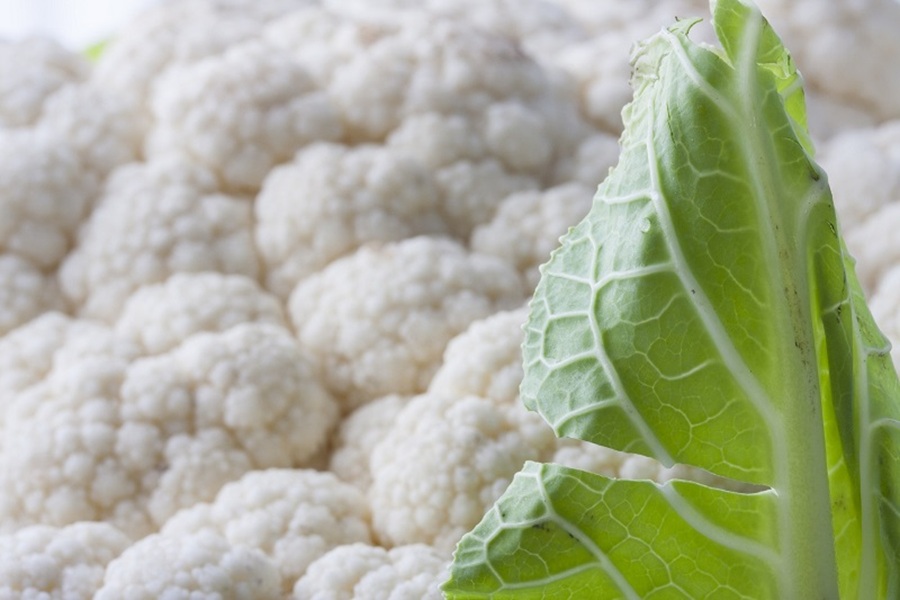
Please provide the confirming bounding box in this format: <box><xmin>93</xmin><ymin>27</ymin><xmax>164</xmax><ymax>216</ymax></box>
<box><xmin>0</xmin><ymin>0</ymin><xmax>160</xmax><ymax>49</ymax></box>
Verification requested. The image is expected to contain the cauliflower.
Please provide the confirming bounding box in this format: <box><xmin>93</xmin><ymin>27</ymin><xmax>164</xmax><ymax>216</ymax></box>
<box><xmin>95</xmin><ymin>531</ymin><xmax>282</xmax><ymax>599</ymax></box>
<box><xmin>0</xmin><ymin>317</ymin><xmax>337</xmax><ymax>537</ymax></box>
<box><xmin>0</xmin><ymin>522</ymin><xmax>129</xmax><ymax>600</ymax></box>
<box><xmin>0</xmin><ymin>0</ymin><xmax>898</xmax><ymax>591</ymax></box>
<box><xmin>59</xmin><ymin>158</ymin><xmax>259</xmax><ymax>321</ymax></box>
<box><xmin>293</xmin><ymin>543</ymin><xmax>448</xmax><ymax>600</ymax></box>
<box><xmin>368</xmin><ymin>391</ymin><xmax>557</xmax><ymax>553</ymax></box>
<box><xmin>0</xmin><ymin>38</ymin><xmax>87</xmax><ymax>128</ymax></box>
<box><xmin>146</xmin><ymin>40</ymin><xmax>343</xmax><ymax>193</ymax></box>
<box><xmin>0</xmin><ymin>254</ymin><xmax>65</xmax><ymax>337</ymax></box>
<box><xmin>470</xmin><ymin>183</ymin><xmax>595</xmax><ymax>288</ymax></box>
<box><xmin>289</xmin><ymin>236</ymin><xmax>525</xmax><ymax>411</ymax></box>
<box><xmin>162</xmin><ymin>469</ymin><xmax>372</xmax><ymax>591</ymax></box>
<box><xmin>92</xmin><ymin>0</ymin><xmax>310</xmax><ymax>135</ymax></box>
<box><xmin>328</xmin><ymin>395</ymin><xmax>409</xmax><ymax>490</ymax></box>
<box><xmin>268</xmin><ymin>7</ymin><xmax>587</xmax><ymax>233</ymax></box>
<box><xmin>255</xmin><ymin>142</ymin><xmax>447</xmax><ymax>298</ymax></box>
<box><xmin>0</xmin><ymin>132</ymin><xmax>97</xmax><ymax>270</ymax></box>
<box><xmin>428</xmin><ymin>308</ymin><xmax>529</xmax><ymax>405</ymax></box>
<box><xmin>114</xmin><ymin>272</ymin><xmax>287</xmax><ymax>355</ymax></box>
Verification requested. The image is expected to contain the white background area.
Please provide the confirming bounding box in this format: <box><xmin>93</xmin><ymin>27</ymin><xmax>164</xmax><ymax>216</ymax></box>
<box><xmin>0</xmin><ymin>0</ymin><xmax>160</xmax><ymax>49</ymax></box>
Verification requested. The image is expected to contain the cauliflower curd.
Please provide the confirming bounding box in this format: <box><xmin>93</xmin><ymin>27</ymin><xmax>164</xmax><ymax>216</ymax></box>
<box><xmin>1</xmin><ymin>0</ymin><xmax>898</xmax><ymax>596</ymax></box>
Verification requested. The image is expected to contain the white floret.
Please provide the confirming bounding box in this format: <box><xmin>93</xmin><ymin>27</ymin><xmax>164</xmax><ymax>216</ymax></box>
<box><xmin>0</xmin><ymin>38</ymin><xmax>87</xmax><ymax>128</ymax></box>
<box><xmin>92</xmin><ymin>0</ymin><xmax>308</xmax><ymax>134</ymax></box>
<box><xmin>0</xmin><ymin>320</ymin><xmax>337</xmax><ymax>538</ymax></box>
<box><xmin>0</xmin><ymin>314</ymin><xmax>138</xmax><ymax>408</ymax></box>
<box><xmin>59</xmin><ymin>157</ymin><xmax>260</xmax><ymax>322</ymax></box>
<box><xmin>0</xmin><ymin>522</ymin><xmax>130</xmax><ymax>600</ymax></box>
<box><xmin>288</xmin><ymin>237</ymin><xmax>526</xmax><ymax>411</ymax></box>
<box><xmin>0</xmin><ymin>255</ymin><xmax>65</xmax><ymax>337</ymax></box>
<box><xmin>146</xmin><ymin>40</ymin><xmax>343</xmax><ymax>192</ymax></box>
<box><xmin>819</xmin><ymin>122</ymin><xmax>900</xmax><ymax>231</ymax></box>
<box><xmin>428</xmin><ymin>308</ymin><xmax>529</xmax><ymax>406</ymax></box>
<box><xmin>293</xmin><ymin>543</ymin><xmax>448</xmax><ymax>600</ymax></box>
<box><xmin>368</xmin><ymin>392</ymin><xmax>557</xmax><ymax>552</ymax></box>
<box><xmin>162</xmin><ymin>469</ymin><xmax>372</xmax><ymax>591</ymax></box>
<box><xmin>95</xmin><ymin>531</ymin><xmax>282</xmax><ymax>600</ymax></box>
<box><xmin>114</xmin><ymin>273</ymin><xmax>287</xmax><ymax>355</ymax></box>
<box><xmin>0</xmin><ymin>132</ymin><xmax>98</xmax><ymax>270</ymax></box>
<box><xmin>270</xmin><ymin>8</ymin><xmax>585</xmax><ymax>184</ymax></box>
<box><xmin>844</xmin><ymin>204</ymin><xmax>900</xmax><ymax>295</ymax></box>
<box><xmin>552</xmin><ymin>130</ymin><xmax>621</xmax><ymax>187</ymax></box>
<box><xmin>387</xmin><ymin>114</ymin><xmax>541</xmax><ymax>236</ymax></box>
<box><xmin>328</xmin><ymin>395</ymin><xmax>410</xmax><ymax>490</ymax></box>
<box><xmin>255</xmin><ymin>143</ymin><xmax>448</xmax><ymax>298</ymax></box>
<box><xmin>36</xmin><ymin>83</ymin><xmax>142</xmax><ymax>180</ymax></box>
<box><xmin>470</xmin><ymin>183</ymin><xmax>594</xmax><ymax>289</ymax></box>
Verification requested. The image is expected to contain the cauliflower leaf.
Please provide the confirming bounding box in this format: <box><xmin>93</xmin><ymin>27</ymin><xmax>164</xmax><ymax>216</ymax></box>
<box><xmin>443</xmin><ymin>0</ymin><xmax>900</xmax><ymax>598</ymax></box>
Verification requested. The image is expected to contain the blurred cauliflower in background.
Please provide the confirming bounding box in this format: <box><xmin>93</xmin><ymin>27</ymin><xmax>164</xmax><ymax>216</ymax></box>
<box><xmin>1</xmin><ymin>0</ymin><xmax>899</xmax><ymax>595</ymax></box>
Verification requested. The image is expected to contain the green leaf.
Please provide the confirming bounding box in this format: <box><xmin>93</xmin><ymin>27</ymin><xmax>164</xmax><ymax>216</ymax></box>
<box><xmin>443</xmin><ymin>0</ymin><xmax>900</xmax><ymax>598</ymax></box>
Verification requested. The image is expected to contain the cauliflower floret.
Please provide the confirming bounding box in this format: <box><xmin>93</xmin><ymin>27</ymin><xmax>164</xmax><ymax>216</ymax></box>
<box><xmin>0</xmin><ymin>320</ymin><xmax>337</xmax><ymax>538</ymax></box>
<box><xmin>115</xmin><ymin>273</ymin><xmax>286</xmax><ymax>355</ymax></box>
<box><xmin>267</xmin><ymin>9</ymin><xmax>592</xmax><ymax>237</ymax></box>
<box><xmin>844</xmin><ymin>203</ymin><xmax>900</xmax><ymax>295</ymax></box>
<box><xmin>36</xmin><ymin>83</ymin><xmax>141</xmax><ymax>180</ymax></box>
<box><xmin>95</xmin><ymin>531</ymin><xmax>282</xmax><ymax>599</ymax></box>
<box><xmin>92</xmin><ymin>0</ymin><xmax>310</xmax><ymax>134</ymax></box>
<box><xmin>0</xmin><ymin>522</ymin><xmax>130</xmax><ymax>600</ymax></box>
<box><xmin>162</xmin><ymin>469</ymin><xmax>372</xmax><ymax>591</ymax></box>
<box><xmin>255</xmin><ymin>143</ymin><xmax>448</xmax><ymax>298</ymax></box>
<box><xmin>470</xmin><ymin>183</ymin><xmax>594</xmax><ymax>289</ymax></box>
<box><xmin>289</xmin><ymin>236</ymin><xmax>525</xmax><ymax>411</ymax></box>
<box><xmin>552</xmin><ymin>130</ymin><xmax>621</xmax><ymax>187</ymax></box>
<box><xmin>755</xmin><ymin>0</ymin><xmax>900</xmax><ymax>122</ymax></box>
<box><xmin>59</xmin><ymin>157</ymin><xmax>259</xmax><ymax>322</ymax></box>
<box><xmin>369</xmin><ymin>392</ymin><xmax>557</xmax><ymax>553</ymax></box>
<box><xmin>0</xmin><ymin>255</ymin><xmax>65</xmax><ymax>337</ymax></box>
<box><xmin>819</xmin><ymin>122</ymin><xmax>900</xmax><ymax>231</ymax></box>
<box><xmin>293</xmin><ymin>543</ymin><xmax>448</xmax><ymax>600</ymax></box>
<box><xmin>0</xmin><ymin>38</ymin><xmax>87</xmax><ymax>128</ymax></box>
<box><xmin>0</xmin><ymin>132</ymin><xmax>98</xmax><ymax>270</ymax></box>
<box><xmin>328</xmin><ymin>395</ymin><xmax>409</xmax><ymax>490</ymax></box>
<box><xmin>146</xmin><ymin>40</ymin><xmax>343</xmax><ymax>193</ymax></box>
<box><xmin>428</xmin><ymin>308</ymin><xmax>528</xmax><ymax>406</ymax></box>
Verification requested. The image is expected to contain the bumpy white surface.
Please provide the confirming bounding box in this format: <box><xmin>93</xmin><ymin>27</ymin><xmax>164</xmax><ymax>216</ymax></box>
<box><xmin>428</xmin><ymin>308</ymin><xmax>529</xmax><ymax>405</ymax></box>
<box><xmin>147</xmin><ymin>40</ymin><xmax>343</xmax><ymax>192</ymax></box>
<box><xmin>293</xmin><ymin>543</ymin><xmax>448</xmax><ymax>600</ymax></box>
<box><xmin>368</xmin><ymin>392</ymin><xmax>557</xmax><ymax>552</ymax></box>
<box><xmin>162</xmin><ymin>469</ymin><xmax>372</xmax><ymax>590</ymax></box>
<box><xmin>59</xmin><ymin>158</ymin><xmax>259</xmax><ymax>321</ymax></box>
<box><xmin>0</xmin><ymin>38</ymin><xmax>88</xmax><ymax>128</ymax></box>
<box><xmin>0</xmin><ymin>318</ymin><xmax>337</xmax><ymax>538</ymax></box>
<box><xmin>471</xmin><ymin>183</ymin><xmax>594</xmax><ymax>288</ymax></box>
<box><xmin>114</xmin><ymin>272</ymin><xmax>286</xmax><ymax>355</ymax></box>
<box><xmin>328</xmin><ymin>395</ymin><xmax>409</xmax><ymax>490</ymax></box>
<box><xmin>288</xmin><ymin>236</ymin><xmax>525</xmax><ymax>411</ymax></box>
<box><xmin>255</xmin><ymin>143</ymin><xmax>447</xmax><ymax>298</ymax></box>
<box><xmin>0</xmin><ymin>522</ymin><xmax>130</xmax><ymax>600</ymax></box>
<box><xmin>0</xmin><ymin>254</ymin><xmax>65</xmax><ymax>337</ymax></box>
<box><xmin>95</xmin><ymin>531</ymin><xmax>282</xmax><ymax>599</ymax></box>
